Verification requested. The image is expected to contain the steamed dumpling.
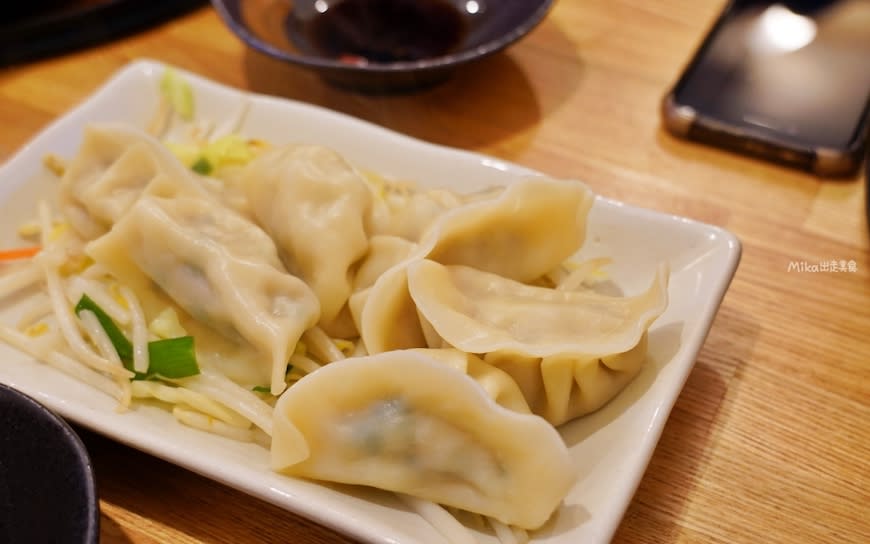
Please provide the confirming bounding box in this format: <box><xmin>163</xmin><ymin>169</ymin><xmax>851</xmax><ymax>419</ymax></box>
<box><xmin>407</xmin><ymin>259</ymin><xmax>669</xmax><ymax>425</ymax></box>
<box><xmin>353</xmin><ymin>235</ymin><xmax>417</xmax><ymax>291</ymax></box>
<box><xmin>355</xmin><ymin>177</ymin><xmax>595</xmax><ymax>354</ymax></box>
<box><xmin>243</xmin><ymin>144</ymin><xmax>371</xmax><ymax>332</ymax></box>
<box><xmin>421</xmin><ymin>176</ymin><xmax>595</xmax><ymax>282</ymax></box>
<box><xmin>352</xmin><ymin>260</ymin><xmax>425</xmax><ymax>354</ymax></box>
<box><xmin>87</xmin><ymin>194</ymin><xmax>320</xmax><ymax>395</ymax></box>
<box><xmin>271</xmin><ymin>349</ymin><xmax>576</xmax><ymax>530</ymax></box>
<box><xmin>485</xmin><ymin>335</ymin><xmax>650</xmax><ymax>425</ymax></box>
<box><xmin>365</xmin><ymin>182</ymin><xmax>462</xmax><ymax>242</ymax></box>
<box><xmin>407</xmin><ymin>259</ymin><xmax>668</xmax><ymax>357</ymax></box>
<box><xmin>58</xmin><ymin>123</ymin><xmax>205</xmax><ymax>238</ymax></box>
<box><xmin>406</xmin><ymin>348</ymin><xmax>532</xmax><ymax>414</ymax></box>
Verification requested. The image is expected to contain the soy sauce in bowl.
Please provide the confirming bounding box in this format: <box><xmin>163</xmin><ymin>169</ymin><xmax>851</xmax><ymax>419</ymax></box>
<box><xmin>303</xmin><ymin>0</ymin><xmax>468</xmax><ymax>63</ymax></box>
<box><xmin>213</xmin><ymin>0</ymin><xmax>556</xmax><ymax>92</ymax></box>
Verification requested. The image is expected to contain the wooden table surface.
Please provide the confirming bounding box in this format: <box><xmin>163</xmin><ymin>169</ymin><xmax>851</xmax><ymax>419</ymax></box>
<box><xmin>1</xmin><ymin>1</ymin><xmax>868</xmax><ymax>543</ymax></box>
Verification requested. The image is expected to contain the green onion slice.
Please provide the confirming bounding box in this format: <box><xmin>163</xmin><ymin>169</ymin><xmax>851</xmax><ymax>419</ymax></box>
<box><xmin>147</xmin><ymin>336</ymin><xmax>199</xmax><ymax>379</ymax></box>
<box><xmin>252</xmin><ymin>385</ymin><xmax>272</xmax><ymax>394</ymax></box>
<box><xmin>75</xmin><ymin>294</ymin><xmax>133</xmax><ymax>362</ymax></box>
<box><xmin>190</xmin><ymin>156</ymin><xmax>213</xmax><ymax>175</ymax></box>
<box><xmin>74</xmin><ymin>295</ymin><xmax>200</xmax><ymax>380</ymax></box>
<box><xmin>159</xmin><ymin>68</ymin><xmax>195</xmax><ymax>121</ymax></box>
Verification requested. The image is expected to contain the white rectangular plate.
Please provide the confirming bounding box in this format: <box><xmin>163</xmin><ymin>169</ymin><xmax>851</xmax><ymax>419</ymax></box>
<box><xmin>0</xmin><ymin>60</ymin><xmax>740</xmax><ymax>544</ymax></box>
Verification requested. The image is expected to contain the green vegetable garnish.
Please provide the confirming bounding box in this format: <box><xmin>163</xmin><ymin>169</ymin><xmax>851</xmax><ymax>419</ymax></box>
<box><xmin>146</xmin><ymin>336</ymin><xmax>199</xmax><ymax>379</ymax></box>
<box><xmin>159</xmin><ymin>68</ymin><xmax>195</xmax><ymax>121</ymax></box>
<box><xmin>202</xmin><ymin>134</ymin><xmax>254</xmax><ymax>167</ymax></box>
<box><xmin>74</xmin><ymin>295</ymin><xmax>200</xmax><ymax>380</ymax></box>
<box><xmin>252</xmin><ymin>385</ymin><xmax>272</xmax><ymax>394</ymax></box>
<box><xmin>75</xmin><ymin>294</ymin><xmax>133</xmax><ymax>362</ymax></box>
<box><xmin>190</xmin><ymin>156</ymin><xmax>213</xmax><ymax>175</ymax></box>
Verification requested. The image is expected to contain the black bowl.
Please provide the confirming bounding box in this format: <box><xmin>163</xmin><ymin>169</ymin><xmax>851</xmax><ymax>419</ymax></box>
<box><xmin>0</xmin><ymin>383</ymin><xmax>99</xmax><ymax>544</ymax></box>
<box><xmin>865</xmin><ymin>152</ymin><xmax>869</xmax><ymax>232</ymax></box>
<box><xmin>211</xmin><ymin>0</ymin><xmax>555</xmax><ymax>93</ymax></box>
<box><xmin>0</xmin><ymin>0</ymin><xmax>207</xmax><ymax>67</ymax></box>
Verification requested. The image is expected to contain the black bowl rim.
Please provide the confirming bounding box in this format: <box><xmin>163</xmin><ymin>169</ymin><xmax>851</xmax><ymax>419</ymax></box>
<box><xmin>0</xmin><ymin>382</ymin><xmax>100</xmax><ymax>544</ymax></box>
<box><xmin>210</xmin><ymin>0</ymin><xmax>555</xmax><ymax>74</ymax></box>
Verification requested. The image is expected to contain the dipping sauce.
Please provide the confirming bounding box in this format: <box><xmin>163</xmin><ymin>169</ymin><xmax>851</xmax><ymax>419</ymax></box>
<box><xmin>304</xmin><ymin>0</ymin><xmax>468</xmax><ymax>63</ymax></box>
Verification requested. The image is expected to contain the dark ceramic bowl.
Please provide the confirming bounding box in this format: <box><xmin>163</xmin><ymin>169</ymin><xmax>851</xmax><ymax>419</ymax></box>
<box><xmin>211</xmin><ymin>0</ymin><xmax>555</xmax><ymax>92</ymax></box>
<box><xmin>0</xmin><ymin>0</ymin><xmax>206</xmax><ymax>66</ymax></box>
<box><xmin>865</xmin><ymin>153</ymin><xmax>869</xmax><ymax>231</ymax></box>
<box><xmin>0</xmin><ymin>383</ymin><xmax>99</xmax><ymax>544</ymax></box>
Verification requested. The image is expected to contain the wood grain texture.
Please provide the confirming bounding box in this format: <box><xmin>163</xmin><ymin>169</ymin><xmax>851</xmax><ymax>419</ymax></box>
<box><xmin>1</xmin><ymin>1</ymin><xmax>868</xmax><ymax>543</ymax></box>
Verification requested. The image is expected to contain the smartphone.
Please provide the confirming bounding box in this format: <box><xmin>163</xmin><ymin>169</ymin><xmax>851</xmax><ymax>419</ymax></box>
<box><xmin>662</xmin><ymin>0</ymin><xmax>870</xmax><ymax>177</ymax></box>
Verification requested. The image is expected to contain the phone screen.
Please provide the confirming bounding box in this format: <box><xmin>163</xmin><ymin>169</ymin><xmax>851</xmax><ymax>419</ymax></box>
<box><xmin>672</xmin><ymin>0</ymin><xmax>870</xmax><ymax>152</ymax></box>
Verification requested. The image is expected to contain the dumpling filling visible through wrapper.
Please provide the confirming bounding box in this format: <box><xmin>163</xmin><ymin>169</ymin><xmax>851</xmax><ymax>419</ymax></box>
<box><xmin>86</xmin><ymin>194</ymin><xmax>321</xmax><ymax>395</ymax></box>
<box><xmin>270</xmin><ymin>350</ymin><xmax>577</xmax><ymax>531</ymax></box>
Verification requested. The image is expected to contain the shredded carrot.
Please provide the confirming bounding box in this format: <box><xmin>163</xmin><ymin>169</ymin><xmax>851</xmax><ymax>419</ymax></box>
<box><xmin>0</xmin><ymin>246</ymin><xmax>42</xmax><ymax>260</ymax></box>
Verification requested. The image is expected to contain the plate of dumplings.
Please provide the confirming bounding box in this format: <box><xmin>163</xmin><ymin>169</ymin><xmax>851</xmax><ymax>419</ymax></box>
<box><xmin>0</xmin><ymin>60</ymin><xmax>740</xmax><ymax>544</ymax></box>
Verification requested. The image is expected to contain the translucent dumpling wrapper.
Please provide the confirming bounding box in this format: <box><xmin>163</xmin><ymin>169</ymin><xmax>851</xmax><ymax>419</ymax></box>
<box><xmin>352</xmin><ymin>261</ymin><xmax>425</xmax><ymax>354</ymax></box>
<box><xmin>407</xmin><ymin>259</ymin><xmax>669</xmax><ymax>425</ymax></box>
<box><xmin>355</xmin><ymin>177</ymin><xmax>596</xmax><ymax>354</ymax></box>
<box><xmin>485</xmin><ymin>334</ymin><xmax>651</xmax><ymax>425</ymax></box>
<box><xmin>364</xmin><ymin>178</ymin><xmax>463</xmax><ymax>242</ymax></box>
<box><xmin>420</xmin><ymin>176</ymin><xmax>595</xmax><ymax>283</ymax></box>
<box><xmin>242</xmin><ymin>144</ymin><xmax>372</xmax><ymax>332</ymax></box>
<box><xmin>408</xmin><ymin>259</ymin><xmax>668</xmax><ymax>357</ymax></box>
<box><xmin>353</xmin><ymin>235</ymin><xmax>418</xmax><ymax>292</ymax></box>
<box><xmin>59</xmin><ymin>123</ymin><xmax>206</xmax><ymax>238</ymax></box>
<box><xmin>86</xmin><ymin>194</ymin><xmax>320</xmax><ymax>395</ymax></box>
<box><xmin>404</xmin><ymin>348</ymin><xmax>532</xmax><ymax>414</ymax></box>
<box><xmin>271</xmin><ymin>350</ymin><xmax>576</xmax><ymax>530</ymax></box>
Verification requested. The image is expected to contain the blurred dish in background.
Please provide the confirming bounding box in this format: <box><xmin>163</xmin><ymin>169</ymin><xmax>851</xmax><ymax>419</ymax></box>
<box><xmin>0</xmin><ymin>0</ymin><xmax>207</xmax><ymax>66</ymax></box>
<box><xmin>211</xmin><ymin>0</ymin><xmax>555</xmax><ymax>93</ymax></box>
<box><xmin>0</xmin><ymin>382</ymin><xmax>99</xmax><ymax>544</ymax></box>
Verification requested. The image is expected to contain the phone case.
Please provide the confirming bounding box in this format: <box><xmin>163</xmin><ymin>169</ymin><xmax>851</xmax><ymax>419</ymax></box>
<box><xmin>661</xmin><ymin>92</ymin><xmax>868</xmax><ymax>177</ymax></box>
